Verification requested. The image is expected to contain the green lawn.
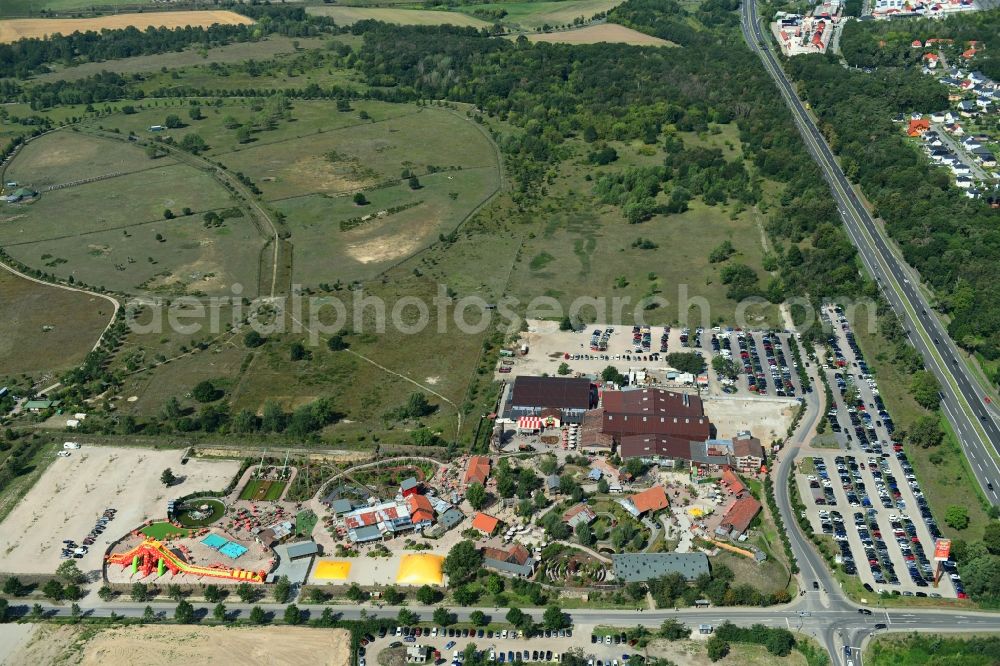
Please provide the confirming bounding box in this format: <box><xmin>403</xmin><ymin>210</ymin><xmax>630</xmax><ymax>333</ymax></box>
<box><xmin>141</xmin><ymin>521</ymin><xmax>197</xmax><ymax>540</ymax></box>
<box><xmin>175</xmin><ymin>498</ymin><xmax>226</xmax><ymax>527</ymax></box>
<box><xmin>450</xmin><ymin>0</ymin><xmax>627</xmax><ymax>30</ymax></box>
<box><xmin>239</xmin><ymin>479</ymin><xmax>287</xmax><ymax>501</ymax></box>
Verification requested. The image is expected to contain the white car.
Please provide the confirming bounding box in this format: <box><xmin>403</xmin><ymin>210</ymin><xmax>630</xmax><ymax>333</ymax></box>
<box><xmin>57</xmin><ymin>451</ymin><xmax>71</xmax><ymax>458</ymax></box>
<box><xmin>63</xmin><ymin>442</ymin><xmax>80</xmax><ymax>449</ymax></box>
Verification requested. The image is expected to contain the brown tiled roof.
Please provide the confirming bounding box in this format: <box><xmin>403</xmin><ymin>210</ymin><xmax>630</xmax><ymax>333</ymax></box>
<box><xmin>721</xmin><ymin>468</ymin><xmax>746</xmax><ymax>496</ymax></box>
<box><xmin>482</xmin><ymin>543</ymin><xmax>530</xmax><ymax>566</ymax></box>
<box><xmin>602</xmin><ymin>389</ymin><xmax>711</xmax><ymax>440</ymax></box>
<box><xmin>619</xmin><ymin>434</ymin><xmax>694</xmax><ymax>460</ymax></box>
<box><xmin>721</xmin><ymin>497</ymin><xmax>762</xmax><ymax>535</ymax></box>
<box><xmin>629</xmin><ymin>485</ymin><xmax>669</xmax><ymax>514</ymax></box>
<box><xmin>562</xmin><ymin>503</ymin><xmax>596</xmax><ymax>523</ymax></box>
<box><xmin>510</xmin><ymin>376</ymin><xmax>592</xmax><ymax>410</ymax></box>
<box><xmin>602</xmin><ymin>389</ymin><xmax>704</xmax><ymax>418</ymax></box>
<box><xmin>732</xmin><ymin>435</ymin><xmax>764</xmax><ymax>459</ymax></box>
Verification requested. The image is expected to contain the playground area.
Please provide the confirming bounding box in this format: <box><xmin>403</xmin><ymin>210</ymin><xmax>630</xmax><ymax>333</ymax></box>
<box><xmin>306</xmin><ymin>551</ymin><xmax>448</xmax><ymax>587</ymax></box>
<box><xmin>234</xmin><ymin>463</ymin><xmax>295</xmax><ymax>502</ymax></box>
<box><xmin>0</xmin><ymin>446</ymin><xmax>239</xmax><ymax>575</ymax></box>
<box><xmin>106</xmin><ymin>528</ymin><xmax>271</xmax><ymax>585</ymax></box>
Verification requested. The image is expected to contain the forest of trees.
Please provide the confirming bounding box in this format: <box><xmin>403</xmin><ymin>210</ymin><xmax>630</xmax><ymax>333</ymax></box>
<box><xmin>786</xmin><ymin>53</ymin><xmax>1000</xmax><ymax>361</ymax></box>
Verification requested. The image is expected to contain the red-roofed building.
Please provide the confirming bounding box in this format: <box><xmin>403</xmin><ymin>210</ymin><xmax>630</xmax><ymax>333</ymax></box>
<box><xmin>482</xmin><ymin>543</ymin><xmax>535</xmax><ymax>578</ymax></box>
<box><xmin>911</xmin><ymin>40</ymin><xmax>923</xmax><ymax>48</ymax></box>
<box><xmin>602</xmin><ymin>388</ymin><xmax>713</xmax><ymax>441</ymax></box>
<box><xmin>908</xmin><ymin>119</ymin><xmax>930</xmax><ymax>137</ymax></box>
<box><xmin>463</xmin><ymin>456</ymin><xmax>492</xmax><ymax>487</ymax></box>
<box><xmin>717</xmin><ymin>497</ymin><xmax>762</xmax><ymax>538</ymax></box>
<box><xmin>406</xmin><ymin>494</ymin><xmax>435</xmax><ymax>528</ymax></box>
<box><xmin>963</xmin><ymin>48</ymin><xmax>977</xmax><ymax>59</ymax></box>
<box><xmin>562</xmin><ymin>503</ymin><xmax>597</xmax><ymax>528</ymax></box>
<box><xmin>721</xmin><ymin>468</ymin><xmax>747</xmax><ymax>497</ymax></box>
<box><xmin>471</xmin><ymin>512</ymin><xmax>499</xmax><ymax>535</ymax></box>
<box><xmin>619</xmin><ymin>485</ymin><xmax>669</xmax><ymax>517</ymax></box>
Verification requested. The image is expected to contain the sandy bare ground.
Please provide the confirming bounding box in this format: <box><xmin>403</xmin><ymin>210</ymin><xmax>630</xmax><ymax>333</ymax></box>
<box><xmin>0</xmin><ymin>624</ymin><xmax>37</xmax><ymax>666</ymax></box>
<box><xmin>703</xmin><ymin>395</ymin><xmax>796</xmax><ymax>442</ymax></box>
<box><xmin>4</xmin><ymin>625</ymin><xmax>350</xmax><ymax>666</ymax></box>
<box><xmin>0</xmin><ymin>11</ymin><xmax>253</xmax><ymax>43</ymax></box>
<box><xmin>523</xmin><ymin>24</ymin><xmax>675</xmax><ymax>46</ymax></box>
<box><xmin>0</xmin><ymin>446</ymin><xmax>239</xmax><ymax>576</ymax></box>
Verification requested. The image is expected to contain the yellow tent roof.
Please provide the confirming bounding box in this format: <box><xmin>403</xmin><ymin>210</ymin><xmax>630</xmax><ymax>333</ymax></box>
<box><xmin>396</xmin><ymin>553</ymin><xmax>445</xmax><ymax>586</ymax></box>
<box><xmin>314</xmin><ymin>560</ymin><xmax>352</xmax><ymax>581</ymax></box>
<box><xmin>688</xmin><ymin>507</ymin><xmax>704</xmax><ymax>517</ymax></box>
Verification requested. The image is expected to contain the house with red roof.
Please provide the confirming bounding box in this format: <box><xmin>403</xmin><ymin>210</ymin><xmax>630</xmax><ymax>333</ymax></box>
<box><xmin>907</xmin><ymin>119</ymin><xmax>930</xmax><ymax>137</ymax></box>
<box><xmin>721</xmin><ymin>468</ymin><xmax>747</xmax><ymax>497</ymax></box>
<box><xmin>463</xmin><ymin>456</ymin><xmax>491</xmax><ymax>487</ymax></box>
<box><xmin>618</xmin><ymin>485</ymin><xmax>669</xmax><ymax>518</ymax></box>
<box><xmin>717</xmin><ymin>496</ymin><xmax>762</xmax><ymax>539</ymax></box>
<box><xmin>471</xmin><ymin>512</ymin><xmax>500</xmax><ymax>536</ymax></box>
<box><xmin>405</xmin><ymin>494</ymin><xmax>435</xmax><ymax>529</ymax></box>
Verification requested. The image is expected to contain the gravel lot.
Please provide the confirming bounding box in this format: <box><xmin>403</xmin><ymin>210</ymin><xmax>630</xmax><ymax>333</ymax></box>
<box><xmin>0</xmin><ymin>446</ymin><xmax>239</xmax><ymax>576</ymax></box>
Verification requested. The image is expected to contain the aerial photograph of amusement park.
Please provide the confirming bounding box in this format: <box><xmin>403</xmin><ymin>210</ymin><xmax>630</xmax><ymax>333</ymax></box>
<box><xmin>1</xmin><ymin>0</ymin><xmax>1000</xmax><ymax>664</ymax></box>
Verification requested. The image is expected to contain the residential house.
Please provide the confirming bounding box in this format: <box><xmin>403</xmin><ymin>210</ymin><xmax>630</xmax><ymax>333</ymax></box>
<box><xmin>618</xmin><ymin>485</ymin><xmax>669</xmax><ymax>518</ymax></box>
<box><xmin>482</xmin><ymin>543</ymin><xmax>536</xmax><ymax>578</ymax></box>
<box><xmin>562</xmin><ymin>503</ymin><xmax>597</xmax><ymax>529</ymax></box>
<box><xmin>956</xmin><ymin>176</ymin><xmax>973</xmax><ymax>189</ymax></box>
<box><xmin>907</xmin><ymin>119</ymin><xmax>930</xmax><ymax>137</ymax></box>
<box><xmin>545</xmin><ymin>474</ymin><xmax>561</xmax><ymax>496</ymax></box>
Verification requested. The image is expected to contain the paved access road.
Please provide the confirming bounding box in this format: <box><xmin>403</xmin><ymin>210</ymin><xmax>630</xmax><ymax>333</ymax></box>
<box><xmin>739</xmin><ymin>0</ymin><xmax>1000</xmax><ymax>504</ymax></box>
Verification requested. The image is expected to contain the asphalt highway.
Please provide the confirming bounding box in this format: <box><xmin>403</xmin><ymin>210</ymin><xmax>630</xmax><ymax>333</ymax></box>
<box><xmin>739</xmin><ymin>0</ymin><xmax>1000</xmax><ymax>504</ymax></box>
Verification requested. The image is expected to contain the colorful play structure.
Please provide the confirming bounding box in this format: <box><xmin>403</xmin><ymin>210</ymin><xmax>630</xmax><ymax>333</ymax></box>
<box><xmin>106</xmin><ymin>538</ymin><xmax>266</xmax><ymax>583</ymax></box>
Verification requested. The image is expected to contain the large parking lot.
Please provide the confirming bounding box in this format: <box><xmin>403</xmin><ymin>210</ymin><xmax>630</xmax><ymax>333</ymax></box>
<box><xmin>363</xmin><ymin>625</ymin><xmax>649</xmax><ymax>666</ymax></box>
<box><xmin>505</xmin><ymin>321</ymin><xmax>809</xmax><ymax>400</ymax></box>
<box><xmin>793</xmin><ymin>305</ymin><xmax>964</xmax><ymax>599</ymax></box>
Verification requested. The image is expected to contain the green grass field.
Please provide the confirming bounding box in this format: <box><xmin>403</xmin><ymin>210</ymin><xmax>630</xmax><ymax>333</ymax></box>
<box><xmin>175</xmin><ymin>497</ymin><xmax>225</xmax><ymax>527</ymax></box>
<box><xmin>141</xmin><ymin>521</ymin><xmax>196</xmax><ymax>540</ymax></box>
<box><xmin>451</xmin><ymin>0</ymin><xmax>626</xmax><ymax>30</ymax></box>
<box><xmin>239</xmin><ymin>478</ymin><xmax>287</xmax><ymax>501</ymax></box>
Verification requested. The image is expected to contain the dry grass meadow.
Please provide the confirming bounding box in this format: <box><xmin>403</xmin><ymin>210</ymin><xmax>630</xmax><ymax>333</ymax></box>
<box><xmin>0</xmin><ymin>267</ymin><xmax>113</xmax><ymax>375</ymax></box>
<box><xmin>0</xmin><ymin>11</ymin><xmax>253</xmax><ymax>43</ymax></box>
<box><xmin>524</xmin><ymin>23</ymin><xmax>676</xmax><ymax>46</ymax></box>
<box><xmin>306</xmin><ymin>6</ymin><xmax>489</xmax><ymax>27</ymax></box>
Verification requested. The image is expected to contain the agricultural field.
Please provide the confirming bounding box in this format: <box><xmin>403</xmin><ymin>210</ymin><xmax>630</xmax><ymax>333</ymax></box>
<box><xmin>451</xmin><ymin>0</ymin><xmax>626</xmax><ymax>30</ymax></box>
<box><xmin>523</xmin><ymin>23</ymin><xmax>676</xmax><ymax>45</ymax></box>
<box><xmin>0</xmin><ymin>267</ymin><xmax>113</xmax><ymax>375</ymax></box>
<box><xmin>306</xmin><ymin>5</ymin><xmax>490</xmax><ymax>28</ymax></box>
<box><xmin>0</xmin><ymin>11</ymin><xmax>253</xmax><ymax>43</ymax></box>
<box><xmin>0</xmin><ymin>0</ymin><xmax>158</xmax><ymax>19</ymax></box>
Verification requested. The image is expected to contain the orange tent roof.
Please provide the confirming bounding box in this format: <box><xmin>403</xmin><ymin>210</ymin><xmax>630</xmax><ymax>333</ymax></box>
<box><xmin>471</xmin><ymin>512</ymin><xmax>499</xmax><ymax>535</ymax></box>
